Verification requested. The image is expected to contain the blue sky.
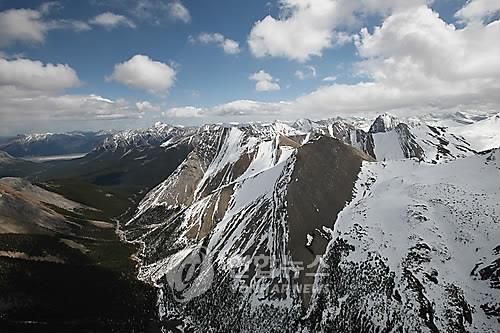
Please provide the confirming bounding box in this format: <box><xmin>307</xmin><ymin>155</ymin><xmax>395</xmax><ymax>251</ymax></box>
<box><xmin>0</xmin><ymin>0</ymin><xmax>355</xmax><ymax>104</ymax></box>
<box><xmin>0</xmin><ymin>0</ymin><xmax>499</xmax><ymax>135</ymax></box>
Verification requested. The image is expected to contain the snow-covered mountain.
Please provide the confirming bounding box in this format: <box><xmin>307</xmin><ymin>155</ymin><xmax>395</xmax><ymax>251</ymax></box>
<box><xmin>306</xmin><ymin>148</ymin><xmax>500</xmax><ymax>332</ymax></box>
<box><xmin>94</xmin><ymin>122</ymin><xmax>195</xmax><ymax>154</ymax></box>
<box><xmin>118</xmin><ymin>112</ymin><xmax>500</xmax><ymax>332</ymax></box>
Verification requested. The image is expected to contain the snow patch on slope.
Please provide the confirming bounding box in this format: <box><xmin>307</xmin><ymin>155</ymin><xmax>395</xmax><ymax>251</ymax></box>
<box><xmin>322</xmin><ymin>152</ymin><xmax>500</xmax><ymax>331</ymax></box>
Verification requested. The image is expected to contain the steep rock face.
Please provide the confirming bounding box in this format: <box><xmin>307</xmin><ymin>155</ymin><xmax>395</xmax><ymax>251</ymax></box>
<box><xmin>122</xmin><ymin>125</ymin><xmax>373</xmax><ymax>331</ymax></box>
<box><xmin>324</xmin><ymin>121</ymin><xmax>376</xmax><ymax>159</ymax></box>
<box><xmin>286</xmin><ymin>137</ymin><xmax>374</xmax><ymax>304</ymax></box>
<box><xmin>394</xmin><ymin>123</ymin><xmax>425</xmax><ymax>159</ymax></box>
<box><xmin>369</xmin><ymin>113</ymin><xmax>401</xmax><ymax>133</ymax></box>
<box><xmin>303</xmin><ymin>150</ymin><xmax>500</xmax><ymax>332</ymax></box>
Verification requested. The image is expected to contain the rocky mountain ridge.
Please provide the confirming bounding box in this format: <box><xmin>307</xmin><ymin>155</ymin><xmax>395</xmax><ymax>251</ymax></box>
<box><xmin>118</xmin><ymin>112</ymin><xmax>500</xmax><ymax>332</ymax></box>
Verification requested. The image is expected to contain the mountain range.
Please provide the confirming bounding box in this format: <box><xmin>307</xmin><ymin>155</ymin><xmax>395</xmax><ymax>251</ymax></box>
<box><xmin>0</xmin><ymin>111</ymin><xmax>499</xmax><ymax>332</ymax></box>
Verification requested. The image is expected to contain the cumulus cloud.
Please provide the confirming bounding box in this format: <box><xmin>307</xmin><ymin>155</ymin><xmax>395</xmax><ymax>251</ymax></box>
<box><xmin>192</xmin><ymin>32</ymin><xmax>241</xmax><ymax>54</ymax></box>
<box><xmin>249</xmin><ymin>70</ymin><xmax>281</xmax><ymax>92</ymax></box>
<box><xmin>107</xmin><ymin>55</ymin><xmax>176</xmax><ymax>95</ymax></box>
<box><xmin>136</xmin><ymin>100</ymin><xmax>161</xmax><ymax>112</ymax></box>
<box><xmin>295</xmin><ymin>5</ymin><xmax>500</xmax><ymax>116</ymax></box>
<box><xmin>0</xmin><ymin>6</ymin><xmax>90</xmax><ymax>47</ymax></box>
<box><xmin>248</xmin><ymin>0</ymin><xmax>430</xmax><ymax>62</ymax></box>
<box><xmin>0</xmin><ymin>57</ymin><xmax>81</xmax><ymax>91</ymax></box>
<box><xmin>168</xmin><ymin>1</ymin><xmax>191</xmax><ymax>23</ymax></box>
<box><xmin>455</xmin><ymin>0</ymin><xmax>500</xmax><ymax>22</ymax></box>
<box><xmin>0</xmin><ymin>56</ymin><xmax>146</xmax><ymax>135</ymax></box>
<box><xmin>171</xmin><ymin>3</ymin><xmax>500</xmax><ymax>121</ymax></box>
<box><xmin>0</xmin><ymin>9</ymin><xmax>48</xmax><ymax>47</ymax></box>
<box><xmin>248</xmin><ymin>0</ymin><xmax>340</xmax><ymax>62</ymax></box>
<box><xmin>90</xmin><ymin>12</ymin><xmax>136</xmax><ymax>29</ymax></box>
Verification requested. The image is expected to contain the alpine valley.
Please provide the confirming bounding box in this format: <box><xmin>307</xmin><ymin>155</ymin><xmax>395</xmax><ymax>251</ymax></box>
<box><xmin>1</xmin><ymin>111</ymin><xmax>499</xmax><ymax>332</ymax></box>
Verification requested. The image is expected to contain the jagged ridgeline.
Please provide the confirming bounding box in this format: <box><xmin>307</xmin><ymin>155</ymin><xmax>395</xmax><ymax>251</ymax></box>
<box><xmin>120</xmin><ymin>114</ymin><xmax>500</xmax><ymax>332</ymax></box>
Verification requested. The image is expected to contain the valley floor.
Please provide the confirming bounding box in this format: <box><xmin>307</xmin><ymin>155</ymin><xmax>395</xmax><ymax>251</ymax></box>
<box><xmin>0</xmin><ymin>178</ymin><xmax>160</xmax><ymax>332</ymax></box>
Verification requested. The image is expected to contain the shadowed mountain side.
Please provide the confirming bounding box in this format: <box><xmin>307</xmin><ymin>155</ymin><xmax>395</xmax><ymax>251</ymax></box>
<box><xmin>34</xmin><ymin>144</ymin><xmax>192</xmax><ymax>189</ymax></box>
<box><xmin>287</xmin><ymin>137</ymin><xmax>375</xmax><ymax>304</ymax></box>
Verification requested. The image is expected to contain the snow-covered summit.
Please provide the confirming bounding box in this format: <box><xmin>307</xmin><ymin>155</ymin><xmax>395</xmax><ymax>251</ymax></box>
<box><xmin>368</xmin><ymin>113</ymin><xmax>401</xmax><ymax>133</ymax></box>
<box><xmin>95</xmin><ymin>123</ymin><xmax>194</xmax><ymax>153</ymax></box>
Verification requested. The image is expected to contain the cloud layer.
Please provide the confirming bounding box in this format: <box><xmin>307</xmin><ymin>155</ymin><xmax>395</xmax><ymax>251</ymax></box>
<box><xmin>0</xmin><ymin>57</ymin><xmax>146</xmax><ymax>135</ymax></box>
<box><xmin>0</xmin><ymin>57</ymin><xmax>80</xmax><ymax>91</ymax></box>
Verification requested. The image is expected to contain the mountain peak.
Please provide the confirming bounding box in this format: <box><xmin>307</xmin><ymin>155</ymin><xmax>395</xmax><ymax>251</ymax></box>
<box><xmin>369</xmin><ymin>113</ymin><xmax>400</xmax><ymax>133</ymax></box>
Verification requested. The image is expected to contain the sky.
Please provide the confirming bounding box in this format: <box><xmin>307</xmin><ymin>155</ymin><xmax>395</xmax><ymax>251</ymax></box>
<box><xmin>0</xmin><ymin>0</ymin><xmax>499</xmax><ymax>135</ymax></box>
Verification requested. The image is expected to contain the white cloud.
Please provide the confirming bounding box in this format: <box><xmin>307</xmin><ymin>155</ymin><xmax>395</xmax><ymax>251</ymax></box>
<box><xmin>168</xmin><ymin>1</ymin><xmax>191</xmax><ymax>23</ymax></box>
<box><xmin>0</xmin><ymin>9</ymin><xmax>48</xmax><ymax>47</ymax></box>
<box><xmin>194</xmin><ymin>32</ymin><xmax>241</xmax><ymax>54</ymax></box>
<box><xmin>170</xmin><ymin>4</ymin><xmax>500</xmax><ymax>121</ymax></box>
<box><xmin>322</xmin><ymin>75</ymin><xmax>337</xmax><ymax>82</ymax></box>
<box><xmin>90</xmin><ymin>12</ymin><xmax>136</xmax><ymax>29</ymax></box>
<box><xmin>356</xmin><ymin>5</ymin><xmax>500</xmax><ymax>83</ymax></box>
<box><xmin>295</xmin><ymin>65</ymin><xmax>317</xmax><ymax>80</ymax></box>
<box><xmin>333</xmin><ymin>31</ymin><xmax>355</xmax><ymax>45</ymax></box>
<box><xmin>166</xmin><ymin>106</ymin><xmax>203</xmax><ymax>118</ymax></box>
<box><xmin>455</xmin><ymin>0</ymin><xmax>500</xmax><ymax>22</ymax></box>
<box><xmin>165</xmin><ymin>100</ymin><xmax>288</xmax><ymax>119</ymax></box>
<box><xmin>0</xmin><ymin>89</ymin><xmax>145</xmax><ymax>135</ymax></box>
<box><xmin>0</xmin><ymin>6</ymin><xmax>90</xmax><ymax>47</ymax></box>
<box><xmin>0</xmin><ymin>57</ymin><xmax>81</xmax><ymax>91</ymax></box>
<box><xmin>249</xmin><ymin>70</ymin><xmax>281</xmax><ymax>92</ymax></box>
<box><xmin>294</xmin><ymin>5</ymin><xmax>500</xmax><ymax>116</ymax></box>
<box><xmin>107</xmin><ymin>55</ymin><xmax>176</xmax><ymax>95</ymax></box>
<box><xmin>248</xmin><ymin>0</ymin><xmax>341</xmax><ymax>62</ymax></box>
<box><xmin>0</xmin><ymin>56</ymin><xmax>144</xmax><ymax>135</ymax></box>
<box><xmin>247</xmin><ymin>0</ymin><xmax>430</xmax><ymax>62</ymax></box>
<box><xmin>136</xmin><ymin>100</ymin><xmax>160</xmax><ymax>112</ymax></box>
<box><xmin>222</xmin><ymin>39</ymin><xmax>241</xmax><ymax>55</ymax></box>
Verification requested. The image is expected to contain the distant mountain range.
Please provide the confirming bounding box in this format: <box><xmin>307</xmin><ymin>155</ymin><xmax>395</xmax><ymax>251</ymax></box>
<box><xmin>0</xmin><ymin>131</ymin><xmax>113</xmax><ymax>158</ymax></box>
